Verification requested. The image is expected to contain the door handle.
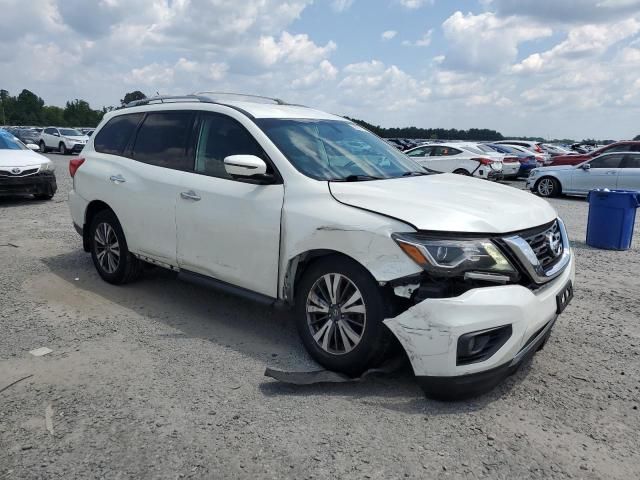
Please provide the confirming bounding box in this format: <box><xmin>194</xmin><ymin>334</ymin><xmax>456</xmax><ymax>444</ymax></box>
<box><xmin>109</xmin><ymin>174</ymin><xmax>126</xmax><ymax>184</ymax></box>
<box><xmin>180</xmin><ymin>190</ymin><xmax>201</xmax><ymax>201</ymax></box>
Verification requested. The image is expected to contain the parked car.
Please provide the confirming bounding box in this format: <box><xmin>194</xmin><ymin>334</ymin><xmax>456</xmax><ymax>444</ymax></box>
<box><xmin>39</xmin><ymin>127</ymin><xmax>89</xmax><ymax>154</ymax></box>
<box><xmin>12</xmin><ymin>128</ymin><xmax>42</xmax><ymax>148</ymax></box>
<box><xmin>404</xmin><ymin>143</ymin><xmax>503</xmax><ymax>180</ymax></box>
<box><xmin>486</xmin><ymin>144</ymin><xmax>538</xmax><ymax>177</ymax></box>
<box><xmin>68</xmin><ymin>93</ymin><xmax>575</xmax><ymax>399</ymax></box>
<box><xmin>494</xmin><ymin>140</ymin><xmax>551</xmax><ymax>165</ymax></box>
<box><xmin>527</xmin><ymin>152</ymin><xmax>640</xmax><ymax>197</ymax></box>
<box><xmin>463</xmin><ymin>143</ymin><xmax>520</xmax><ymax>178</ymax></box>
<box><xmin>541</xmin><ymin>144</ymin><xmax>571</xmax><ymax>157</ymax></box>
<box><xmin>550</xmin><ymin>141</ymin><xmax>640</xmax><ymax>167</ymax></box>
<box><xmin>0</xmin><ymin>130</ymin><xmax>57</xmax><ymax>199</ymax></box>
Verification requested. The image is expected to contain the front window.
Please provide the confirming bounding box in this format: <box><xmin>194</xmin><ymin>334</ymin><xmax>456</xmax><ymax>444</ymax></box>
<box><xmin>257</xmin><ymin>119</ymin><xmax>425</xmax><ymax>181</ymax></box>
<box><xmin>60</xmin><ymin>128</ymin><xmax>82</xmax><ymax>136</ymax></box>
<box><xmin>0</xmin><ymin>131</ymin><xmax>27</xmax><ymax>150</ymax></box>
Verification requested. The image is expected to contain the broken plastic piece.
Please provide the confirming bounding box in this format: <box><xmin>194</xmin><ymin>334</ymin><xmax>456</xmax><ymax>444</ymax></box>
<box><xmin>29</xmin><ymin>347</ymin><xmax>52</xmax><ymax>357</ymax></box>
<box><xmin>264</xmin><ymin>354</ymin><xmax>406</xmax><ymax>385</ymax></box>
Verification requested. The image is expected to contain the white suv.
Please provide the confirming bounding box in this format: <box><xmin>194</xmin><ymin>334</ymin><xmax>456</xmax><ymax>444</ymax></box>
<box><xmin>40</xmin><ymin>127</ymin><xmax>89</xmax><ymax>154</ymax></box>
<box><xmin>68</xmin><ymin>94</ymin><xmax>575</xmax><ymax>399</ymax></box>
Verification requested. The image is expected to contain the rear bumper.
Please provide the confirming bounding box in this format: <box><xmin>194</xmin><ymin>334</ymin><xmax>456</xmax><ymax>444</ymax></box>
<box><xmin>0</xmin><ymin>172</ymin><xmax>57</xmax><ymax>196</ymax></box>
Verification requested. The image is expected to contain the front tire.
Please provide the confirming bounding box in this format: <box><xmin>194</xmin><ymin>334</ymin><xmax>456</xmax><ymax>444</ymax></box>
<box><xmin>536</xmin><ymin>177</ymin><xmax>560</xmax><ymax>197</ymax></box>
<box><xmin>295</xmin><ymin>255</ymin><xmax>390</xmax><ymax>376</ymax></box>
<box><xmin>89</xmin><ymin>210</ymin><xmax>142</xmax><ymax>284</ymax></box>
<box><xmin>59</xmin><ymin>142</ymin><xmax>69</xmax><ymax>155</ymax></box>
<box><xmin>39</xmin><ymin>141</ymin><xmax>48</xmax><ymax>153</ymax></box>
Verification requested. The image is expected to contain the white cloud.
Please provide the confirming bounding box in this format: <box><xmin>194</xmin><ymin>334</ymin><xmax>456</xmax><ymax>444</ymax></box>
<box><xmin>442</xmin><ymin>11</ymin><xmax>552</xmax><ymax>72</ymax></box>
<box><xmin>257</xmin><ymin>32</ymin><xmax>336</xmax><ymax>66</ymax></box>
<box><xmin>398</xmin><ymin>0</ymin><xmax>433</xmax><ymax>9</ymax></box>
<box><xmin>381</xmin><ymin>30</ymin><xmax>397</xmax><ymax>41</ymax></box>
<box><xmin>331</xmin><ymin>0</ymin><xmax>355</xmax><ymax>12</ymax></box>
<box><xmin>488</xmin><ymin>0</ymin><xmax>640</xmax><ymax>23</ymax></box>
<box><xmin>513</xmin><ymin>19</ymin><xmax>640</xmax><ymax>73</ymax></box>
<box><xmin>401</xmin><ymin>30</ymin><xmax>432</xmax><ymax>47</ymax></box>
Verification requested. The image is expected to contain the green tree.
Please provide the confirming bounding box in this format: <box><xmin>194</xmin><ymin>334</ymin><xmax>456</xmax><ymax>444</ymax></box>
<box><xmin>120</xmin><ymin>91</ymin><xmax>146</xmax><ymax>106</ymax></box>
<box><xmin>64</xmin><ymin>99</ymin><xmax>103</xmax><ymax>127</ymax></box>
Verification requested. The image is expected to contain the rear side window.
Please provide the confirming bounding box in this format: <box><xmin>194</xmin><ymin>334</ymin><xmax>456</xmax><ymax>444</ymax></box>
<box><xmin>621</xmin><ymin>155</ymin><xmax>640</xmax><ymax>168</ymax></box>
<box><xmin>95</xmin><ymin>114</ymin><xmax>143</xmax><ymax>156</ymax></box>
<box><xmin>132</xmin><ymin>112</ymin><xmax>194</xmax><ymax>170</ymax></box>
<box><xmin>602</xmin><ymin>144</ymin><xmax>630</xmax><ymax>154</ymax></box>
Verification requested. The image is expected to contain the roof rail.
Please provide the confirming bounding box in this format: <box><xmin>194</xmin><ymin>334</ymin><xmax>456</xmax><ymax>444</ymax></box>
<box><xmin>125</xmin><ymin>95</ymin><xmax>215</xmax><ymax>108</ymax></box>
<box><xmin>193</xmin><ymin>91</ymin><xmax>287</xmax><ymax>105</ymax></box>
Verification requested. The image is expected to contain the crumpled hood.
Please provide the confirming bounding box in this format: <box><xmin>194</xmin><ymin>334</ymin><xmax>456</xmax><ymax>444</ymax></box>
<box><xmin>329</xmin><ymin>173</ymin><xmax>557</xmax><ymax>233</ymax></box>
<box><xmin>0</xmin><ymin>149</ymin><xmax>46</xmax><ymax>168</ymax></box>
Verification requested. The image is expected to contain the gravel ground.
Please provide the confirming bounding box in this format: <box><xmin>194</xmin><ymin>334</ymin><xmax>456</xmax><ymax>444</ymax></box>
<box><xmin>1</xmin><ymin>153</ymin><xmax>639</xmax><ymax>480</ymax></box>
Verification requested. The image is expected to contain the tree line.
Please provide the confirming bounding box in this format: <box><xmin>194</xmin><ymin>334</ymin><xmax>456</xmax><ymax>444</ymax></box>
<box><xmin>0</xmin><ymin>89</ymin><xmax>147</xmax><ymax>128</ymax></box>
<box><xmin>1</xmin><ymin>88</ymin><xmax>635</xmax><ymax>142</ymax></box>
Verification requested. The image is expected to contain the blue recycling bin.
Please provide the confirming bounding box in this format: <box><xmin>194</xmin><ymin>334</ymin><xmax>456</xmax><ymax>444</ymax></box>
<box><xmin>586</xmin><ymin>189</ymin><xmax>640</xmax><ymax>250</ymax></box>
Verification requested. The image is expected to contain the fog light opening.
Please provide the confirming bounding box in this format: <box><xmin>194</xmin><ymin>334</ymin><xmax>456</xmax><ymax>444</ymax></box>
<box><xmin>457</xmin><ymin>325</ymin><xmax>513</xmax><ymax>366</ymax></box>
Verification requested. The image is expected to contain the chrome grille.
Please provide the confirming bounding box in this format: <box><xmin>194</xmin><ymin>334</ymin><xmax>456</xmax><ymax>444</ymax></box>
<box><xmin>522</xmin><ymin>221</ymin><xmax>563</xmax><ymax>270</ymax></box>
<box><xmin>0</xmin><ymin>168</ymin><xmax>39</xmax><ymax>177</ymax></box>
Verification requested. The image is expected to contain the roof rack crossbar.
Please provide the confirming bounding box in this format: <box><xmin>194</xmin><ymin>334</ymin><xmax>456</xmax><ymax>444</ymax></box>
<box><xmin>125</xmin><ymin>95</ymin><xmax>215</xmax><ymax>108</ymax></box>
<box><xmin>192</xmin><ymin>91</ymin><xmax>287</xmax><ymax>105</ymax></box>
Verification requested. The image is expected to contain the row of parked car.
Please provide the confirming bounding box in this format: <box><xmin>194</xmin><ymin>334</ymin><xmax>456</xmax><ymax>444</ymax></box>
<box><xmin>2</xmin><ymin>126</ymin><xmax>94</xmax><ymax>154</ymax></box>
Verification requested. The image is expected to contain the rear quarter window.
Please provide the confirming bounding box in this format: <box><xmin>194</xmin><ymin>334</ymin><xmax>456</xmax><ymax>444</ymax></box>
<box><xmin>94</xmin><ymin>113</ymin><xmax>144</xmax><ymax>156</ymax></box>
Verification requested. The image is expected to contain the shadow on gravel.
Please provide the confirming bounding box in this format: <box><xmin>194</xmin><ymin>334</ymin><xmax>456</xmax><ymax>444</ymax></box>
<box><xmin>40</xmin><ymin>249</ymin><xmax>531</xmax><ymax>412</ymax></box>
<box><xmin>0</xmin><ymin>194</ymin><xmax>54</xmax><ymax>208</ymax></box>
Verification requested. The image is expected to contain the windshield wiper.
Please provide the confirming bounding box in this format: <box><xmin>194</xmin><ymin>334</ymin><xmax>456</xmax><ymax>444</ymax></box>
<box><xmin>331</xmin><ymin>174</ymin><xmax>384</xmax><ymax>182</ymax></box>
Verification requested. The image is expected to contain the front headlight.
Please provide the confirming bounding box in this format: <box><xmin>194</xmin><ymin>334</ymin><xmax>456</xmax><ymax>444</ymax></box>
<box><xmin>529</xmin><ymin>169</ymin><xmax>538</xmax><ymax>178</ymax></box>
<box><xmin>392</xmin><ymin>233</ymin><xmax>516</xmax><ymax>277</ymax></box>
<box><xmin>40</xmin><ymin>162</ymin><xmax>55</xmax><ymax>172</ymax></box>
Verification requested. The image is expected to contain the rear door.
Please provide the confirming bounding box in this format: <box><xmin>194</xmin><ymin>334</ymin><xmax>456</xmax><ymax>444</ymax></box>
<box><xmin>570</xmin><ymin>154</ymin><xmax>622</xmax><ymax>194</ymax></box>
<box><xmin>430</xmin><ymin>146</ymin><xmax>466</xmax><ymax>173</ymax></box>
<box><xmin>175</xmin><ymin>111</ymin><xmax>284</xmax><ymax>297</ymax></box>
<box><xmin>90</xmin><ymin>110</ymin><xmax>196</xmax><ymax>266</ymax></box>
<box><xmin>617</xmin><ymin>154</ymin><xmax>640</xmax><ymax>190</ymax></box>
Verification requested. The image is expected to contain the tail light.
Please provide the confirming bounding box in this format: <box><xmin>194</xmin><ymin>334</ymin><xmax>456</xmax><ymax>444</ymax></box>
<box><xmin>475</xmin><ymin>158</ymin><xmax>494</xmax><ymax>166</ymax></box>
<box><xmin>534</xmin><ymin>144</ymin><xmax>544</xmax><ymax>153</ymax></box>
<box><xmin>503</xmin><ymin>156</ymin><xmax>518</xmax><ymax>163</ymax></box>
<box><xmin>69</xmin><ymin>157</ymin><xmax>85</xmax><ymax>177</ymax></box>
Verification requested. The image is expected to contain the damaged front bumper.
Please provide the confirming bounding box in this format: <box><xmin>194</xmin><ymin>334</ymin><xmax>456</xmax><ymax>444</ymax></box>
<box><xmin>384</xmin><ymin>251</ymin><xmax>575</xmax><ymax>400</ymax></box>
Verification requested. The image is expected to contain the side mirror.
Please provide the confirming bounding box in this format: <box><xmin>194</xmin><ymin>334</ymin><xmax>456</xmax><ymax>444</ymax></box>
<box><xmin>53</xmin><ymin>132</ymin><xmax>60</xmax><ymax>137</ymax></box>
<box><xmin>26</xmin><ymin>143</ymin><xmax>40</xmax><ymax>151</ymax></box>
<box><xmin>224</xmin><ymin>155</ymin><xmax>268</xmax><ymax>179</ymax></box>
<box><xmin>581</xmin><ymin>163</ymin><xmax>591</xmax><ymax>170</ymax></box>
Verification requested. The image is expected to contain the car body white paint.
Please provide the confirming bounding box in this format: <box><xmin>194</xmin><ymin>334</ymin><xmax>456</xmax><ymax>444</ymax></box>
<box><xmin>69</xmin><ymin>98</ymin><xmax>574</xmax><ymax>384</ymax></box>
<box><xmin>404</xmin><ymin>142</ymin><xmax>503</xmax><ymax>179</ymax></box>
<box><xmin>0</xmin><ymin>148</ymin><xmax>50</xmax><ymax>170</ymax></box>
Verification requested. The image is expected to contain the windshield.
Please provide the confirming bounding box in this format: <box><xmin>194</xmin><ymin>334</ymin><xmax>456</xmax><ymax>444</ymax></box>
<box><xmin>475</xmin><ymin>144</ymin><xmax>496</xmax><ymax>153</ymax></box>
<box><xmin>0</xmin><ymin>131</ymin><xmax>27</xmax><ymax>150</ymax></box>
<box><xmin>60</xmin><ymin>128</ymin><xmax>82</xmax><ymax>136</ymax></box>
<box><xmin>257</xmin><ymin>119</ymin><xmax>426</xmax><ymax>180</ymax></box>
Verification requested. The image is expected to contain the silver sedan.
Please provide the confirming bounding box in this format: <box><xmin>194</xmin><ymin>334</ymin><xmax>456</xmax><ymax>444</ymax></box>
<box><xmin>526</xmin><ymin>152</ymin><xmax>640</xmax><ymax>197</ymax></box>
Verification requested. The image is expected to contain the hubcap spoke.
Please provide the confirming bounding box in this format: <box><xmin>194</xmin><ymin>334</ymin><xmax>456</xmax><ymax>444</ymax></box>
<box><xmin>94</xmin><ymin>223</ymin><xmax>120</xmax><ymax>274</ymax></box>
<box><xmin>306</xmin><ymin>273</ymin><xmax>367</xmax><ymax>356</ymax></box>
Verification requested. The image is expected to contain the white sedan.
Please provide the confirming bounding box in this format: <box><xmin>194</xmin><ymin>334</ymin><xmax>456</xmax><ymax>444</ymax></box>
<box><xmin>527</xmin><ymin>152</ymin><xmax>640</xmax><ymax>197</ymax></box>
<box><xmin>404</xmin><ymin>143</ymin><xmax>503</xmax><ymax>180</ymax></box>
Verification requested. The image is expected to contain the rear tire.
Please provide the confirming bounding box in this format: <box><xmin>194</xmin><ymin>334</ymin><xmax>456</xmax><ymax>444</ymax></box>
<box><xmin>536</xmin><ymin>177</ymin><xmax>560</xmax><ymax>197</ymax></box>
<box><xmin>89</xmin><ymin>210</ymin><xmax>143</xmax><ymax>284</ymax></box>
<box><xmin>34</xmin><ymin>193</ymin><xmax>53</xmax><ymax>200</ymax></box>
<box><xmin>295</xmin><ymin>255</ymin><xmax>391</xmax><ymax>376</ymax></box>
<box><xmin>453</xmin><ymin>169</ymin><xmax>471</xmax><ymax>176</ymax></box>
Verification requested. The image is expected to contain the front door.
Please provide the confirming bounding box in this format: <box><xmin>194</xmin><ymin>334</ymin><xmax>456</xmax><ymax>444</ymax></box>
<box><xmin>570</xmin><ymin>154</ymin><xmax>623</xmax><ymax>194</ymax></box>
<box><xmin>175</xmin><ymin>112</ymin><xmax>284</xmax><ymax>298</ymax></box>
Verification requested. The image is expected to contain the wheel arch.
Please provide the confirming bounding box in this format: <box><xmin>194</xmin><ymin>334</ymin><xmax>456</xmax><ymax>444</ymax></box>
<box><xmin>282</xmin><ymin>249</ymin><xmax>374</xmax><ymax>306</ymax></box>
<box><xmin>83</xmin><ymin>200</ymin><xmax>116</xmax><ymax>252</ymax></box>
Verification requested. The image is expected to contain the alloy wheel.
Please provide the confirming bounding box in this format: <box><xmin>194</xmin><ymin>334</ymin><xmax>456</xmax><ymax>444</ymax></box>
<box><xmin>94</xmin><ymin>222</ymin><xmax>120</xmax><ymax>274</ymax></box>
<box><xmin>306</xmin><ymin>273</ymin><xmax>366</xmax><ymax>355</ymax></box>
<box><xmin>538</xmin><ymin>178</ymin><xmax>554</xmax><ymax>196</ymax></box>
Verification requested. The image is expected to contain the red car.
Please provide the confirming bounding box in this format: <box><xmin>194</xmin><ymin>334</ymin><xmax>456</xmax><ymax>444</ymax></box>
<box><xmin>550</xmin><ymin>141</ymin><xmax>640</xmax><ymax>166</ymax></box>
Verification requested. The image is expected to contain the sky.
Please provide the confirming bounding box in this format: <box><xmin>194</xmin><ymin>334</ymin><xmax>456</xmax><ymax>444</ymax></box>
<box><xmin>1</xmin><ymin>0</ymin><xmax>640</xmax><ymax>139</ymax></box>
